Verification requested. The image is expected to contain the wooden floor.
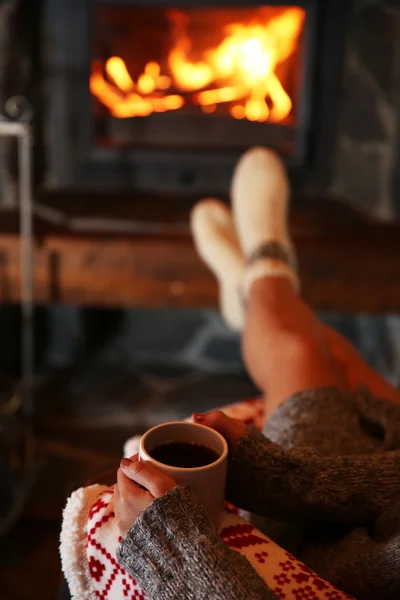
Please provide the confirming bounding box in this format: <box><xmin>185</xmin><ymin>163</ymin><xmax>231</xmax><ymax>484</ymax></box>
<box><xmin>0</xmin><ymin>363</ymin><xmax>258</xmax><ymax>600</ymax></box>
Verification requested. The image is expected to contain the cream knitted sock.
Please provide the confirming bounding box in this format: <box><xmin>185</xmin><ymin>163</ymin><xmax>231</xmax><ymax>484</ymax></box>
<box><xmin>191</xmin><ymin>199</ymin><xmax>245</xmax><ymax>330</ymax></box>
<box><xmin>231</xmin><ymin>146</ymin><xmax>299</xmax><ymax>296</ymax></box>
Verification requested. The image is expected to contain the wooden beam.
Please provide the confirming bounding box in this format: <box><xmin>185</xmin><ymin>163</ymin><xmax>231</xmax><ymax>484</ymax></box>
<box><xmin>0</xmin><ymin>227</ymin><xmax>398</xmax><ymax>313</ymax></box>
<box><xmin>0</xmin><ymin>197</ymin><xmax>399</xmax><ymax>313</ymax></box>
<box><xmin>0</xmin><ymin>234</ymin><xmax>217</xmax><ymax>307</ymax></box>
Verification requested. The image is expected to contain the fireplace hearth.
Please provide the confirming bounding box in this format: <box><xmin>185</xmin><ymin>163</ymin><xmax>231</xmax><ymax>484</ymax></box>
<box><xmin>43</xmin><ymin>0</ymin><xmax>348</xmax><ymax>195</ymax></box>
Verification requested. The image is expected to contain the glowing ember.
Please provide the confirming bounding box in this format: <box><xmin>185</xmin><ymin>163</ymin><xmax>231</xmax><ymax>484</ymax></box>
<box><xmin>105</xmin><ymin>57</ymin><xmax>134</xmax><ymax>92</ymax></box>
<box><xmin>91</xmin><ymin>7</ymin><xmax>305</xmax><ymax>122</ymax></box>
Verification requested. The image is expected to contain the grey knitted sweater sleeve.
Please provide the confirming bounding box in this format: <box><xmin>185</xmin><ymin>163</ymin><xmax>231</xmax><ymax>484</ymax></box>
<box><xmin>225</xmin><ymin>395</ymin><xmax>400</xmax><ymax>523</ymax></box>
<box><xmin>117</xmin><ymin>484</ymin><xmax>278</xmax><ymax>600</ymax></box>
<box><xmin>226</xmin><ymin>428</ymin><xmax>400</xmax><ymax>522</ymax></box>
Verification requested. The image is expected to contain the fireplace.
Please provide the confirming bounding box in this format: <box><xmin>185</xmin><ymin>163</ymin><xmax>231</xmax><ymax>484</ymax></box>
<box><xmin>43</xmin><ymin>0</ymin><xmax>348</xmax><ymax>195</ymax></box>
<box><xmin>91</xmin><ymin>6</ymin><xmax>305</xmax><ymax>145</ymax></box>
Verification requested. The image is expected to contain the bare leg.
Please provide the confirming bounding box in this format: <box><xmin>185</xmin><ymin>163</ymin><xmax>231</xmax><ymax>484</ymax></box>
<box><xmin>243</xmin><ymin>276</ymin><xmax>347</xmax><ymax>418</ymax></box>
<box><xmin>192</xmin><ymin>148</ymin><xmax>347</xmax><ymax>418</ymax></box>
<box><xmin>323</xmin><ymin>324</ymin><xmax>400</xmax><ymax>405</ymax></box>
<box><xmin>230</xmin><ymin>147</ymin><xmax>347</xmax><ymax>417</ymax></box>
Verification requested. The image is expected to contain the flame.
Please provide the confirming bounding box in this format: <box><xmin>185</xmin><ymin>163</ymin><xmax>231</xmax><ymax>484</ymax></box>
<box><xmin>91</xmin><ymin>60</ymin><xmax>184</xmax><ymax>118</ymax></box>
<box><xmin>167</xmin><ymin>10</ymin><xmax>214</xmax><ymax>91</ymax></box>
<box><xmin>91</xmin><ymin>7</ymin><xmax>304</xmax><ymax>122</ymax></box>
<box><xmin>105</xmin><ymin>57</ymin><xmax>134</xmax><ymax>92</ymax></box>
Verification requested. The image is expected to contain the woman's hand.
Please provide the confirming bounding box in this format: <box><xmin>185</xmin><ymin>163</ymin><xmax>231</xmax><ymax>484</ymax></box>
<box><xmin>114</xmin><ymin>454</ymin><xmax>177</xmax><ymax>537</ymax></box>
<box><xmin>193</xmin><ymin>411</ymin><xmax>248</xmax><ymax>450</ymax></box>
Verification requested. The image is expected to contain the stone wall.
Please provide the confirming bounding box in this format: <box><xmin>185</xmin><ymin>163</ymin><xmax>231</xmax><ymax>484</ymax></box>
<box><xmin>327</xmin><ymin>0</ymin><xmax>400</xmax><ymax>386</ymax></box>
<box><xmin>333</xmin><ymin>0</ymin><xmax>400</xmax><ymax>218</ymax></box>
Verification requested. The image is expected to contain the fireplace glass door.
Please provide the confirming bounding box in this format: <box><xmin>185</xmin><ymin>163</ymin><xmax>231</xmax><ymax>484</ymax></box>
<box><xmin>91</xmin><ymin>5</ymin><xmax>306</xmax><ymax>154</ymax></box>
<box><xmin>46</xmin><ymin>0</ymin><xmax>349</xmax><ymax>194</ymax></box>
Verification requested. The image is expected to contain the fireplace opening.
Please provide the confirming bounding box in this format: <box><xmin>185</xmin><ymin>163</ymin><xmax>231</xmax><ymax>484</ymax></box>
<box><xmin>44</xmin><ymin>0</ymin><xmax>348</xmax><ymax>195</ymax></box>
<box><xmin>91</xmin><ymin>6</ymin><xmax>305</xmax><ymax>149</ymax></box>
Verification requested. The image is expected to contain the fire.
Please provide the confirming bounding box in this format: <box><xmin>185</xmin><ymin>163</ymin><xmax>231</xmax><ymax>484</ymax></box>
<box><xmin>91</xmin><ymin>59</ymin><xmax>184</xmax><ymax>118</ymax></box>
<box><xmin>91</xmin><ymin>7</ymin><xmax>305</xmax><ymax>122</ymax></box>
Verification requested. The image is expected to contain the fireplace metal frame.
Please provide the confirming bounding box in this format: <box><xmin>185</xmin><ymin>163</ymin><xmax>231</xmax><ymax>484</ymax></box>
<box><xmin>43</xmin><ymin>0</ymin><xmax>349</xmax><ymax>195</ymax></box>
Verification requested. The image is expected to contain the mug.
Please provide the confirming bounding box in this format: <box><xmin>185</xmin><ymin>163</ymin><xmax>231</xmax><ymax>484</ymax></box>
<box><xmin>139</xmin><ymin>421</ymin><xmax>228</xmax><ymax>528</ymax></box>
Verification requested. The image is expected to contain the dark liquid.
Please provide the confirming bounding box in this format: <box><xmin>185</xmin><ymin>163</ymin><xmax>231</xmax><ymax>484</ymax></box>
<box><xmin>149</xmin><ymin>441</ymin><xmax>219</xmax><ymax>468</ymax></box>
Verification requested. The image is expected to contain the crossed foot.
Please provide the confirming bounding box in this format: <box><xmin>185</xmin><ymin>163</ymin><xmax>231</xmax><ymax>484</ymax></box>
<box><xmin>191</xmin><ymin>147</ymin><xmax>300</xmax><ymax>330</ymax></box>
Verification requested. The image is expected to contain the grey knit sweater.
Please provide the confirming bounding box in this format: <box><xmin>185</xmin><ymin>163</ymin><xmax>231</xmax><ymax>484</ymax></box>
<box><xmin>117</xmin><ymin>387</ymin><xmax>400</xmax><ymax>600</ymax></box>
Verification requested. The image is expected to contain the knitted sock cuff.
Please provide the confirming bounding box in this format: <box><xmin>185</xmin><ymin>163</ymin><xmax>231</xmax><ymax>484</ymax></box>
<box><xmin>246</xmin><ymin>241</ymin><xmax>296</xmax><ymax>271</ymax></box>
<box><xmin>243</xmin><ymin>241</ymin><xmax>299</xmax><ymax>297</ymax></box>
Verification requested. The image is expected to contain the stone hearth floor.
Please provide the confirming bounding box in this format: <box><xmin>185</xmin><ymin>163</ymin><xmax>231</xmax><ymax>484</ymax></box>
<box><xmin>0</xmin><ymin>362</ymin><xmax>259</xmax><ymax>600</ymax></box>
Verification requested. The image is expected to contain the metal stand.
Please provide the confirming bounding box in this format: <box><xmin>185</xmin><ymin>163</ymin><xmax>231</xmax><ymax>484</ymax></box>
<box><xmin>0</xmin><ymin>105</ymin><xmax>36</xmax><ymax>538</ymax></box>
<box><xmin>0</xmin><ymin>112</ymin><xmax>33</xmax><ymax>415</ymax></box>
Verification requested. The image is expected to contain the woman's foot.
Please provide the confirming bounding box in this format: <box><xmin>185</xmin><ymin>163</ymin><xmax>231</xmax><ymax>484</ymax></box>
<box><xmin>191</xmin><ymin>148</ymin><xmax>298</xmax><ymax>328</ymax></box>
<box><xmin>231</xmin><ymin>147</ymin><xmax>299</xmax><ymax>295</ymax></box>
<box><xmin>190</xmin><ymin>198</ymin><xmax>245</xmax><ymax>330</ymax></box>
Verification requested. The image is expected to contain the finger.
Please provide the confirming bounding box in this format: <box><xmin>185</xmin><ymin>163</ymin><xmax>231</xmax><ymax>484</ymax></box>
<box><xmin>117</xmin><ymin>467</ymin><xmax>153</xmax><ymax>504</ymax></box>
<box><xmin>114</xmin><ymin>483</ymin><xmax>120</xmax><ymax>505</ymax></box>
<box><xmin>120</xmin><ymin>460</ymin><xmax>176</xmax><ymax>498</ymax></box>
<box><xmin>193</xmin><ymin>410</ymin><xmax>247</xmax><ymax>447</ymax></box>
<box><xmin>121</xmin><ymin>455</ymin><xmax>147</xmax><ymax>490</ymax></box>
<box><xmin>115</xmin><ymin>470</ymin><xmax>153</xmax><ymax>537</ymax></box>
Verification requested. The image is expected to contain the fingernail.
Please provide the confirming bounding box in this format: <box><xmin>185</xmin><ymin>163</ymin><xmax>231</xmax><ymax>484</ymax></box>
<box><xmin>193</xmin><ymin>413</ymin><xmax>205</xmax><ymax>422</ymax></box>
<box><xmin>120</xmin><ymin>458</ymin><xmax>132</xmax><ymax>468</ymax></box>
